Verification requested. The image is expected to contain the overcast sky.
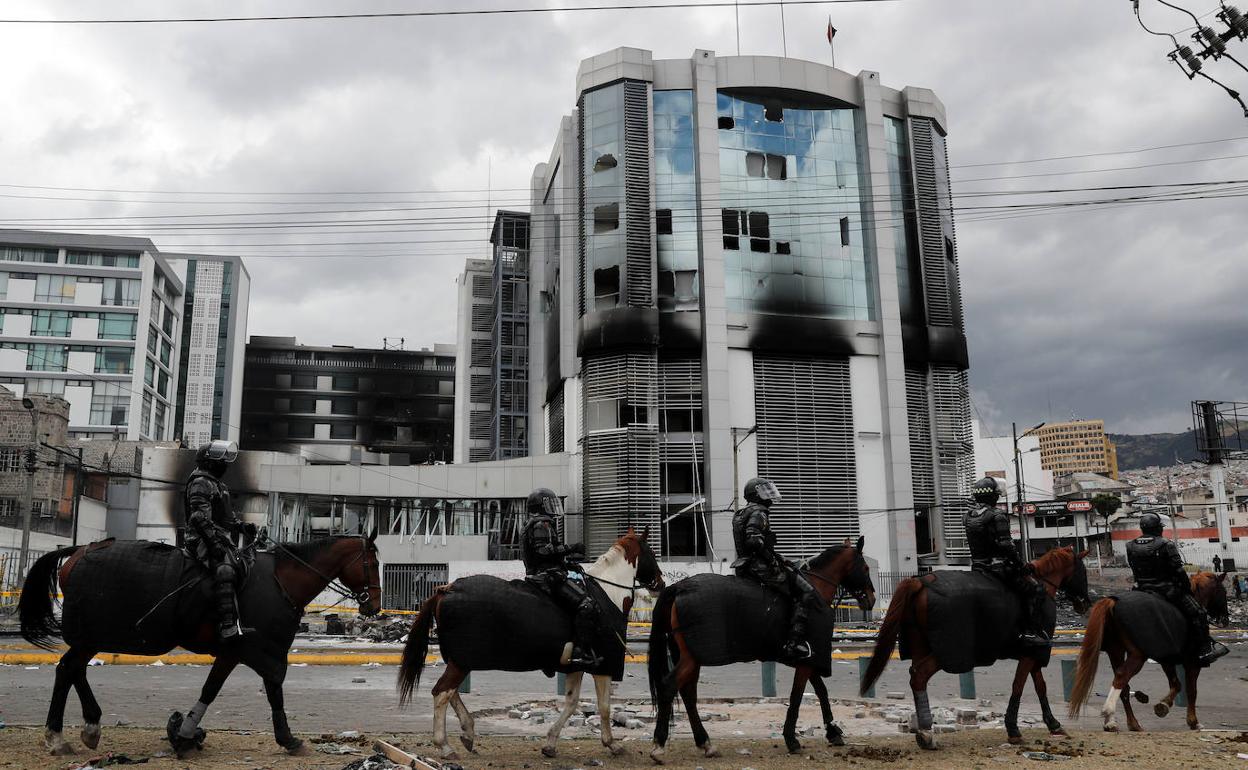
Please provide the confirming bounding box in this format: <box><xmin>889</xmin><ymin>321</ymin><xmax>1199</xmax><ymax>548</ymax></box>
<box><xmin>1</xmin><ymin>0</ymin><xmax>1244</xmax><ymax>436</ymax></box>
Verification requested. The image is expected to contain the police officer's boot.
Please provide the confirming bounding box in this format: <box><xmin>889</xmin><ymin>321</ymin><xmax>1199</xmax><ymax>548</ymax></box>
<box><xmin>1018</xmin><ymin>588</ymin><xmax>1051</xmax><ymax>649</ymax></box>
<box><xmin>215</xmin><ymin>565</ymin><xmax>255</xmax><ymax>644</ymax></box>
<box><xmin>782</xmin><ymin>604</ymin><xmax>812</xmax><ymax>661</ymax></box>
<box><xmin>1193</xmin><ymin>622</ymin><xmax>1229</xmax><ymax>666</ymax></box>
<box><xmin>569</xmin><ymin>599</ymin><xmax>602</xmax><ymax>668</ymax></box>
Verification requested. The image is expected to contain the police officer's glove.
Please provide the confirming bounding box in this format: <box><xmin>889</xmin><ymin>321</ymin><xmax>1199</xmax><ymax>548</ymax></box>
<box><xmin>1022</xmin><ymin>562</ymin><xmax>1037</xmax><ymax>576</ymax></box>
<box><xmin>241</xmin><ymin>522</ymin><xmax>258</xmax><ymax>539</ymax></box>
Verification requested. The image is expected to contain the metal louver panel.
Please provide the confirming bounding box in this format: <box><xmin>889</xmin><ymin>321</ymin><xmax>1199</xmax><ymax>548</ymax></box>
<box><xmin>470</xmin><ymin>303</ymin><xmax>493</xmax><ymax>333</ymax></box>
<box><xmin>658</xmin><ymin>357</ymin><xmax>702</xmax><ymax>409</ymax></box>
<box><xmin>581</xmin><ymin>350</ymin><xmax>660</xmax><ymax>554</ymax></box>
<box><xmin>909</xmin><ymin>119</ymin><xmax>953</xmax><ymax>327</ymax></box>
<box><xmin>906</xmin><ymin>367</ymin><xmax>936</xmax><ymax>507</ymax></box>
<box><xmin>576</xmin><ymin>98</ymin><xmax>587</xmax><ymax>316</ymax></box>
<box><xmin>931</xmin><ymin>365</ymin><xmax>972</xmax><ymax>558</ymax></box>
<box><xmin>472</xmin><ymin>275</ymin><xmax>492</xmax><ymax>299</ymax></box>
<box><xmin>622</xmin><ymin>80</ymin><xmax>654</xmax><ymax>308</ymax></box>
<box><xmin>753</xmin><ymin>356</ymin><xmax>857</xmax><ymax>559</ymax></box>
<box><xmin>548</xmin><ymin>388</ymin><xmax>565</xmax><ymax>454</ymax></box>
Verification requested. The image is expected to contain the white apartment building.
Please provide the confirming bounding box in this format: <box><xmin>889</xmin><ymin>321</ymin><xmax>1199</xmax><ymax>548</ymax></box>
<box><xmin>0</xmin><ymin>230</ymin><xmax>185</xmax><ymax>440</ymax></box>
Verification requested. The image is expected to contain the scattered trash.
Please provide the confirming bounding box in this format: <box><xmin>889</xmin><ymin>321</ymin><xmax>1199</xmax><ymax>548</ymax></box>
<box><xmin>340</xmin><ymin>754</ymin><xmax>403</xmax><ymax>770</ymax></box>
<box><xmin>68</xmin><ymin>753</ymin><xmax>149</xmax><ymax>768</ymax></box>
<box><xmin>352</xmin><ymin>677</ymin><xmax>367</xmax><ymax>683</ymax></box>
<box><xmin>1021</xmin><ymin>751</ymin><xmax>1071</xmax><ymax>761</ymax></box>
<box><xmin>88</xmin><ymin>658</ymin><xmax>104</xmax><ymax>666</ymax></box>
<box><xmin>149</xmin><ymin>660</ymin><xmax>165</xmax><ymax>667</ymax></box>
<box><xmin>316</xmin><ymin>742</ymin><xmax>362</xmax><ymax>756</ymax></box>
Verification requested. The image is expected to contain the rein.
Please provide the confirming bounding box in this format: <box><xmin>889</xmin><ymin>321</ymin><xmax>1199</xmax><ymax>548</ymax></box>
<box><xmin>268</xmin><ymin>535</ymin><xmax>379</xmax><ymax>605</ymax></box>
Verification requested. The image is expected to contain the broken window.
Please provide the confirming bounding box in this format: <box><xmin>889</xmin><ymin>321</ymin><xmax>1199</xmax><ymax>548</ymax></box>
<box><xmin>764</xmin><ymin>103</ymin><xmax>784</xmax><ymax>122</ymax></box>
<box><xmin>722</xmin><ymin>209</ymin><xmax>740</xmax><ymax>236</ymax></box>
<box><xmin>658</xmin><ymin>270</ymin><xmax>675</xmax><ymax>297</ymax></box>
<box><xmin>593</xmin><ymin>203</ymin><xmax>619</xmax><ymax>233</ymax></box>
<box><xmin>750</xmin><ymin>238</ymin><xmax>770</xmax><ymax>253</ymax></box>
<box><xmin>766</xmin><ymin>154</ymin><xmax>787</xmax><ymax>180</ymax></box>
<box><xmin>593</xmin><ymin>265</ymin><xmax>620</xmax><ymax>309</ymax></box>
<box><xmin>775</xmin><ymin>241</ymin><xmax>791</xmax><ymax>255</ymax></box>
<box><xmin>593</xmin><ymin>153</ymin><xmax>618</xmax><ymax>172</ymax></box>
<box><xmin>745</xmin><ymin>152</ymin><xmax>766</xmax><ymax>178</ymax></box>
<box><xmin>718</xmin><ymin>116</ymin><xmax>735</xmax><ymax>130</ymax></box>
<box><xmin>673</xmin><ymin>269</ymin><xmax>696</xmax><ymax>299</ymax></box>
<box><xmin>840</xmin><ymin>216</ymin><xmax>850</xmax><ymax>247</ymax></box>
<box><xmin>748</xmin><ymin>211</ymin><xmax>770</xmax><ymax>239</ymax></box>
<box><xmin>656</xmin><ymin>208</ymin><xmax>673</xmax><ymax>235</ymax></box>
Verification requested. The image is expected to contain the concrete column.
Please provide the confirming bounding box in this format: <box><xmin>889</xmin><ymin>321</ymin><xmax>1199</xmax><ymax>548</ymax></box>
<box><xmin>856</xmin><ymin>71</ymin><xmax>917</xmax><ymax>574</ymax></box>
<box><xmin>690</xmin><ymin>50</ymin><xmax>736</xmax><ymax>563</ymax></box>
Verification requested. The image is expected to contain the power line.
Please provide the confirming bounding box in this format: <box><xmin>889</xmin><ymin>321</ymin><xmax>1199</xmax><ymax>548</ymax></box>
<box><xmin>0</xmin><ymin>0</ymin><xmax>904</xmax><ymax>25</ymax></box>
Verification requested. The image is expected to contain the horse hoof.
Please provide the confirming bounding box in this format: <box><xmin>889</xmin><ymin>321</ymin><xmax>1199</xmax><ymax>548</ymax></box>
<box><xmin>915</xmin><ymin>730</ymin><xmax>937</xmax><ymax>750</ymax></box>
<box><xmin>649</xmin><ymin>746</ymin><xmax>666</xmax><ymax>765</ymax></box>
<box><xmin>1008</xmin><ymin>735</ymin><xmax>1024</xmax><ymax>745</ymax></box>
<box><xmin>609</xmin><ymin>742</ymin><xmax>627</xmax><ymax>757</ymax></box>
<box><xmin>1049</xmin><ymin>729</ymin><xmax>1069</xmax><ymax>739</ymax></box>
<box><xmin>828</xmin><ymin>732</ymin><xmax>846</xmax><ymax>747</ymax></box>
<box><xmin>285</xmin><ymin>740</ymin><xmax>310</xmax><ymax>756</ymax></box>
<box><xmin>1133</xmin><ymin>691</ymin><xmax>1150</xmax><ymax>704</ymax></box>
<box><xmin>1154</xmin><ymin>702</ymin><xmax>1170</xmax><ymax>718</ymax></box>
<box><xmin>1188</xmin><ymin>721</ymin><xmax>1202</xmax><ymax>731</ymax></box>
<box><xmin>44</xmin><ymin>731</ymin><xmax>75</xmax><ymax>756</ymax></box>
<box><xmin>785</xmin><ymin>738</ymin><xmax>802</xmax><ymax>754</ymax></box>
<box><xmin>702</xmin><ymin>743</ymin><xmax>720</xmax><ymax>758</ymax></box>
<box><xmin>461</xmin><ymin>736</ymin><xmax>477</xmax><ymax>753</ymax></box>
<box><xmin>1103</xmin><ymin>723</ymin><xmax>1119</xmax><ymax>733</ymax></box>
<box><xmin>541</xmin><ymin>745</ymin><xmax>558</xmax><ymax>758</ymax></box>
<box><xmin>441</xmin><ymin>751</ymin><xmax>460</xmax><ymax>761</ymax></box>
<box><xmin>81</xmin><ymin>723</ymin><xmax>101</xmax><ymax>749</ymax></box>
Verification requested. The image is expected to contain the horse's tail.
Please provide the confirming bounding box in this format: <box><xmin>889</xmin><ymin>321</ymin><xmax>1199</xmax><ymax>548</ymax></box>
<box><xmin>860</xmin><ymin>576</ymin><xmax>923</xmax><ymax>696</ymax></box>
<box><xmin>647</xmin><ymin>584</ymin><xmax>679</xmax><ymax>703</ymax></box>
<box><xmin>19</xmin><ymin>546</ymin><xmax>78</xmax><ymax>651</ymax></box>
<box><xmin>397</xmin><ymin>590</ymin><xmax>443</xmax><ymax>706</ymax></box>
<box><xmin>1068</xmin><ymin>597</ymin><xmax>1114</xmax><ymax>716</ymax></box>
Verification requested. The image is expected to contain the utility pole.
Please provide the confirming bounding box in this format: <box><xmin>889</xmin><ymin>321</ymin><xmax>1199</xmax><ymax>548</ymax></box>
<box><xmin>16</xmin><ymin>398</ymin><xmax>39</xmax><ymax>587</ymax></box>
<box><xmin>1197</xmin><ymin>401</ymin><xmax>1234</xmax><ymax>561</ymax></box>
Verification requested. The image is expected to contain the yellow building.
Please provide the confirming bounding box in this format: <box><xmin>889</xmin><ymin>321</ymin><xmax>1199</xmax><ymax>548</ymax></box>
<box><xmin>1035</xmin><ymin>419</ymin><xmax>1119</xmax><ymax>480</ymax></box>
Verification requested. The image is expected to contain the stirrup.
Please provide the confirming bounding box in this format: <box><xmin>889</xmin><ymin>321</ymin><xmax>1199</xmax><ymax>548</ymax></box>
<box><xmin>1198</xmin><ymin>642</ymin><xmax>1229</xmax><ymax>666</ymax></box>
<box><xmin>219</xmin><ymin>622</ymin><xmax>256</xmax><ymax>644</ymax></box>
<box><xmin>1018</xmin><ymin>631</ymin><xmax>1051</xmax><ymax>649</ymax></box>
<box><xmin>783</xmin><ymin>640</ymin><xmax>812</xmax><ymax>660</ymax></box>
<box><xmin>568</xmin><ymin>646</ymin><xmax>601</xmax><ymax>667</ymax></box>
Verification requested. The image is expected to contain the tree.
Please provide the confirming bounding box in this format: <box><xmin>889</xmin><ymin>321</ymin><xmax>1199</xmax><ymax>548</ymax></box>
<box><xmin>1092</xmin><ymin>493</ymin><xmax>1122</xmax><ymax>521</ymax></box>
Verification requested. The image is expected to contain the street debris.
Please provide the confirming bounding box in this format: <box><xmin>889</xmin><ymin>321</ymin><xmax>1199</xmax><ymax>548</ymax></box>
<box><xmin>67</xmin><ymin>753</ymin><xmax>149</xmax><ymax>768</ymax></box>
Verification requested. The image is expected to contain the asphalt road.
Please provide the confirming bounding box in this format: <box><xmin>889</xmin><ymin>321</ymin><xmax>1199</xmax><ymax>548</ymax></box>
<box><xmin>3</xmin><ymin>644</ymin><xmax>1247</xmax><ymax>734</ymax></box>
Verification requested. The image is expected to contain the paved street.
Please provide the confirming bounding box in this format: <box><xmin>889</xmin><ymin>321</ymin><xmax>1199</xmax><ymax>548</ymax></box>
<box><xmin>3</xmin><ymin>644</ymin><xmax>1246</xmax><ymax>734</ymax></box>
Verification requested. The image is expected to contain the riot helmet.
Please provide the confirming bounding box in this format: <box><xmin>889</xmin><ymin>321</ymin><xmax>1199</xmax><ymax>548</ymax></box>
<box><xmin>196</xmin><ymin>440</ymin><xmax>238</xmax><ymax>478</ymax></box>
<box><xmin>527</xmin><ymin>487</ymin><xmax>564</xmax><ymax>518</ymax></box>
<box><xmin>744</xmin><ymin>477</ymin><xmax>781</xmax><ymax>506</ymax></box>
<box><xmin>1139</xmin><ymin>512</ymin><xmax>1164</xmax><ymax>536</ymax></box>
<box><xmin>971</xmin><ymin>476</ymin><xmax>1001</xmax><ymax>507</ymax></box>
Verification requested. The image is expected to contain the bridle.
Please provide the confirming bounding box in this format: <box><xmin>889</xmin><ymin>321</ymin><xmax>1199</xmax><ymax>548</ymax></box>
<box><xmin>800</xmin><ymin>551</ymin><xmax>872</xmax><ymax>607</ymax></box>
<box><xmin>269</xmin><ymin>534</ymin><xmax>381</xmax><ymax>607</ymax></box>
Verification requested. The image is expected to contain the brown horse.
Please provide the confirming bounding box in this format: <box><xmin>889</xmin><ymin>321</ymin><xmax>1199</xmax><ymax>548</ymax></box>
<box><xmin>860</xmin><ymin>547</ymin><xmax>1090</xmax><ymax>749</ymax></box>
<box><xmin>1068</xmin><ymin>571</ymin><xmax>1229</xmax><ymax>732</ymax></box>
<box><xmin>647</xmin><ymin>538</ymin><xmax>876</xmax><ymax>763</ymax></box>
<box><xmin>19</xmin><ymin>534</ymin><xmax>381</xmax><ymax>756</ymax></box>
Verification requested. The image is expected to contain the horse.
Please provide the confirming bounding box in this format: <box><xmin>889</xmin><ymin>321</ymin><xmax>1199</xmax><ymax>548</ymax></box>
<box><xmin>1067</xmin><ymin>571</ymin><xmax>1229</xmax><ymax>732</ymax></box>
<box><xmin>397</xmin><ymin>527</ymin><xmax>664</xmax><ymax>760</ymax></box>
<box><xmin>18</xmin><ymin>532</ymin><xmax>381</xmax><ymax>757</ymax></box>
<box><xmin>647</xmin><ymin>537</ymin><xmax>876</xmax><ymax>764</ymax></box>
<box><xmin>859</xmin><ymin>546</ymin><xmax>1090</xmax><ymax>750</ymax></box>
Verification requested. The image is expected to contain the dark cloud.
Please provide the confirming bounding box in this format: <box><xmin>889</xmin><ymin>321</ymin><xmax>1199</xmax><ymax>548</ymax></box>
<box><xmin>0</xmin><ymin>0</ymin><xmax>1244</xmax><ymax>433</ymax></box>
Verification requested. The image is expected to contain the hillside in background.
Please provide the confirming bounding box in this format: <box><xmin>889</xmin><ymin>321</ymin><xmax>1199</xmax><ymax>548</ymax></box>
<box><xmin>1111</xmin><ymin>428</ymin><xmax>1248</xmax><ymax>470</ymax></box>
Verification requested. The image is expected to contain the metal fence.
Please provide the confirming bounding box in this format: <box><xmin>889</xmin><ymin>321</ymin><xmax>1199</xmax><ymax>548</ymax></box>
<box><xmin>382</xmin><ymin>563</ymin><xmax>448</xmax><ymax>611</ymax></box>
<box><xmin>0</xmin><ymin>545</ymin><xmax>52</xmax><ymax>605</ymax></box>
<box><xmin>831</xmin><ymin>570</ymin><xmax>917</xmax><ymax>623</ymax></box>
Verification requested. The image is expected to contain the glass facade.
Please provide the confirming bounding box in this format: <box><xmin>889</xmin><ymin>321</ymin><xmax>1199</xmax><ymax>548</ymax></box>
<box><xmin>653</xmin><ymin>90</ymin><xmax>699</xmax><ymax>312</ymax></box>
<box><xmin>582</xmin><ymin>83</ymin><xmax>626</xmax><ymax>311</ymax></box>
<box><xmin>717</xmin><ymin>91</ymin><xmax>874</xmax><ymax>320</ymax></box>
<box><xmin>884</xmin><ymin>117</ymin><xmax>924</xmax><ymax>323</ymax></box>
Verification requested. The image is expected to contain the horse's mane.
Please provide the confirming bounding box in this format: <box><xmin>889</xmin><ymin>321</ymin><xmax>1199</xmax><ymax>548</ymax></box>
<box><xmin>275</xmin><ymin>535</ymin><xmax>358</xmax><ymax>563</ymax></box>
<box><xmin>591</xmin><ymin>531</ymin><xmax>642</xmax><ymax>570</ymax></box>
<box><xmin>1032</xmin><ymin>546</ymin><xmax>1072</xmax><ymax>573</ymax></box>
<box><xmin>806</xmin><ymin>544</ymin><xmax>849</xmax><ymax>570</ymax></box>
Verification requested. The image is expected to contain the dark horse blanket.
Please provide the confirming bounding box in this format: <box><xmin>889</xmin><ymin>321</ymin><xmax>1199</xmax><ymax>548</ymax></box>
<box><xmin>437</xmin><ymin>574</ymin><xmax>629</xmax><ymax>680</ymax></box>
<box><xmin>900</xmin><ymin>571</ymin><xmax>1057</xmax><ymax>673</ymax></box>
<box><xmin>60</xmin><ymin>540</ymin><xmax>301</xmax><ymax>682</ymax></box>
<box><xmin>663</xmin><ymin>574</ymin><xmax>835</xmax><ymax>677</ymax></box>
<box><xmin>1110</xmin><ymin>590</ymin><xmax>1188</xmax><ymax>663</ymax></box>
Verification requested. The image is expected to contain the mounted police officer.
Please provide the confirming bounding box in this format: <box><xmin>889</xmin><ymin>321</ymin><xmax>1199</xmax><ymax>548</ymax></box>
<box><xmin>184</xmin><ymin>440</ymin><xmax>256</xmax><ymax>644</ymax></box>
<box><xmin>963</xmin><ymin>477</ymin><xmax>1050</xmax><ymax>649</ymax></box>
<box><xmin>731</xmin><ymin>477</ymin><xmax>820</xmax><ymax>661</ymax></box>
<box><xmin>1127</xmin><ymin>512</ymin><xmax>1228</xmax><ymax>666</ymax></box>
<box><xmin>520</xmin><ymin>487</ymin><xmax>602</xmax><ymax>668</ymax></box>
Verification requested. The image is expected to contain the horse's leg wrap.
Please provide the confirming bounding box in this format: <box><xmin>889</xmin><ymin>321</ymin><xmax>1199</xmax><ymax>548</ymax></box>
<box><xmin>1005</xmin><ymin>694</ymin><xmax>1023</xmax><ymax>737</ymax></box>
<box><xmin>178</xmin><ymin>701</ymin><xmax>208</xmax><ymax>739</ymax></box>
<box><xmin>913</xmin><ymin>690</ymin><xmax>933</xmax><ymax>731</ymax></box>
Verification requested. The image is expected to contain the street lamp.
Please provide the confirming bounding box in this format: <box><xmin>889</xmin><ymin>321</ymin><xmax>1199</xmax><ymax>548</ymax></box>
<box><xmin>16</xmin><ymin>397</ymin><xmax>39</xmax><ymax>586</ymax></box>
<box><xmin>1013</xmin><ymin>421</ymin><xmax>1045</xmax><ymax>560</ymax></box>
<box><xmin>730</xmin><ymin>425</ymin><xmax>758</xmax><ymax>513</ymax></box>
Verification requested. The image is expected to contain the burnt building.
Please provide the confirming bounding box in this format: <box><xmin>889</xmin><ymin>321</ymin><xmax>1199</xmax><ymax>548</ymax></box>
<box><xmin>240</xmin><ymin>336</ymin><xmax>455</xmax><ymax>464</ymax></box>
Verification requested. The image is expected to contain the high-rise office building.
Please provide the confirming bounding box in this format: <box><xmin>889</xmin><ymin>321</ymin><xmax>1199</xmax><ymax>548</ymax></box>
<box><xmin>521</xmin><ymin>49</ymin><xmax>971</xmax><ymax>572</ymax></box>
<box><xmin>167</xmin><ymin>254</ymin><xmax>251</xmax><ymax>447</ymax></box>
<box><xmin>453</xmin><ymin>259</ymin><xmax>494</xmax><ymax>463</ymax></box>
<box><xmin>1035</xmin><ymin>419</ymin><xmax>1119</xmax><ymax>479</ymax></box>
<box><xmin>0</xmin><ymin>230</ymin><xmax>185</xmax><ymax>441</ymax></box>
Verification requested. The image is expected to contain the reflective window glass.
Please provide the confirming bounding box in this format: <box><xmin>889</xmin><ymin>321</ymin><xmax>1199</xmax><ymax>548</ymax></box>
<box><xmin>653</xmin><ymin>89</ymin><xmax>699</xmax><ymax>311</ymax></box>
